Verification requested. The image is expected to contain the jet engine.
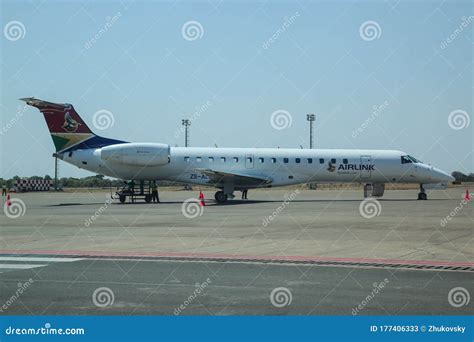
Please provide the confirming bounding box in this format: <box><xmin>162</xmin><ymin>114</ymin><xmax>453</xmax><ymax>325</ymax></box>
<box><xmin>100</xmin><ymin>143</ymin><xmax>170</xmax><ymax>166</ymax></box>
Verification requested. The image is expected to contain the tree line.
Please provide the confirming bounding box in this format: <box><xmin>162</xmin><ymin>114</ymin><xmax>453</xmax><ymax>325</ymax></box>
<box><xmin>0</xmin><ymin>175</ymin><xmax>181</xmax><ymax>189</ymax></box>
<box><xmin>1</xmin><ymin>171</ymin><xmax>473</xmax><ymax>188</ymax></box>
<box><xmin>0</xmin><ymin>175</ymin><xmax>123</xmax><ymax>189</ymax></box>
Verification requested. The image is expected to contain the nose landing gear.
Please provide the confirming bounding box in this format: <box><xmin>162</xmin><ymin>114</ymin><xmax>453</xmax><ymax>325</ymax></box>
<box><xmin>418</xmin><ymin>184</ymin><xmax>427</xmax><ymax>200</ymax></box>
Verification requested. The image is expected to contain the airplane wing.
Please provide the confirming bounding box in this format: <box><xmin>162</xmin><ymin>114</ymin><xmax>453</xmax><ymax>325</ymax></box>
<box><xmin>195</xmin><ymin>168</ymin><xmax>273</xmax><ymax>188</ymax></box>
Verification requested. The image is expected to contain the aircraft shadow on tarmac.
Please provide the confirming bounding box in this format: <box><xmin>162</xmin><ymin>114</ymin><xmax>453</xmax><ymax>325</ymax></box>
<box><xmin>46</xmin><ymin>198</ymin><xmax>448</xmax><ymax>207</ymax></box>
<box><xmin>205</xmin><ymin>198</ymin><xmax>448</xmax><ymax>205</ymax></box>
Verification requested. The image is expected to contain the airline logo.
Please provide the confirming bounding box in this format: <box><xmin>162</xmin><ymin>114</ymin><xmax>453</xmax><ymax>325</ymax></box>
<box><xmin>327</xmin><ymin>162</ymin><xmax>336</xmax><ymax>172</ymax></box>
<box><xmin>62</xmin><ymin>110</ymin><xmax>81</xmax><ymax>133</ymax></box>
<box><xmin>338</xmin><ymin>164</ymin><xmax>375</xmax><ymax>171</ymax></box>
<box><xmin>327</xmin><ymin>161</ymin><xmax>375</xmax><ymax>173</ymax></box>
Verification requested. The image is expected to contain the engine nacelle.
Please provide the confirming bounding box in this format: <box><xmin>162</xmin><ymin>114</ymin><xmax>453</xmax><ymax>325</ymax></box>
<box><xmin>100</xmin><ymin>143</ymin><xmax>170</xmax><ymax>167</ymax></box>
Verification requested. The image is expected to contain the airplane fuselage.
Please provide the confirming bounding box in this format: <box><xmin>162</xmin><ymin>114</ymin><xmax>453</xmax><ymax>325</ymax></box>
<box><xmin>62</xmin><ymin>147</ymin><xmax>453</xmax><ymax>188</ymax></box>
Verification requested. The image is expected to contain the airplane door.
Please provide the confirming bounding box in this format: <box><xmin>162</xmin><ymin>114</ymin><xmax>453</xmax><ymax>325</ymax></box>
<box><xmin>245</xmin><ymin>155</ymin><xmax>254</xmax><ymax>169</ymax></box>
<box><xmin>360</xmin><ymin>155</ymin><xmax>372</xmax><ymax>180</ymax></box>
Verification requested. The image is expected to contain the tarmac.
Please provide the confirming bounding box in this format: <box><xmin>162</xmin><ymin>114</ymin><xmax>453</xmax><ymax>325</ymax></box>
<box><xmin>0</xmin><ymin>187</ymin><xmax>472</xmax><ymax>314</ymax></box>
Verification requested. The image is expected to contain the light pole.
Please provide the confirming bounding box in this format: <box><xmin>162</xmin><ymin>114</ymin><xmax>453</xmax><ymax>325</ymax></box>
<box><xmin>181</xmin><ymin>119</ymin><xmax>192</xmax><ymax>190</ymax></box>
<box><xmin>306</xmin><ymin>114</ymin><xmax>316</xmax><ymax>149</ymax></box>
<box><xmin>52</xmin><ymin>153</ymin><xmax>60</xmax><ymax>191</ymax></box>
<box><xmin>306</xmin><ymin>114</ymin><xmax>317</xmax><ymax>190</ymax></box>
<box><xmin>182</xmin><ymin>119</ymin><xmax>191</xmax><ymax>147</ymax></box>
<box><xmin>54</xmin><ymin>156</ymin><xmax>58</xmax><ymax>190</ymax></box>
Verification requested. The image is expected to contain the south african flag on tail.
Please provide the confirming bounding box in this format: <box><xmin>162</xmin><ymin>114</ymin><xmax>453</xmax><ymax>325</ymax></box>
<box><xmin>20</xmin><ymin>97</ymin><xmax>125</xmax><ymax>153</ymax></box>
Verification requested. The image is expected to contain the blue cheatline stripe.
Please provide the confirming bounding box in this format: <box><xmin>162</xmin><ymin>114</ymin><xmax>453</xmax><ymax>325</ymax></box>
<box><xmin>0</xmin><ymin>316</ymin><xmax>472</xmax><ymax>342</ymax></box>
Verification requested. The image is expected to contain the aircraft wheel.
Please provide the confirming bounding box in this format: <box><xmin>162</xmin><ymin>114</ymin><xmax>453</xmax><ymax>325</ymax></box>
<box><xmin>417</xmin><ymin>192</ymin><xmax>427</xmax><ymax>200</ymax></box>
<box><xmin>214</xmin><ymin>191</ymin><xmax>228</xmax><ymax>203</ymax></box>
<box><xmin>145</xmin><ymin>194</ymin><xmax>152</xmax><ymax>203</ymax></box>
<box><xmin>119</xmin><ymin>195</ymin><xmax>126</xmax><ymax>203</ymax></box>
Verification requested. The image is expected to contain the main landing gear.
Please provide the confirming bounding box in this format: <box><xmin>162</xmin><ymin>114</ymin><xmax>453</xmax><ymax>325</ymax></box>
<box><xmin>215</xmin><ymin>184</ymin><xmax>236</xmax><ymax>204</ymax></box>
<box><xmin>418</xmin><ymin>184</ymin><xmax>427</xmax><ymax>200</ymax></box>
<box><xmin>214</xmin><ymin>191</ymin><xmax>228</xmax><ymax>203</ymax></box>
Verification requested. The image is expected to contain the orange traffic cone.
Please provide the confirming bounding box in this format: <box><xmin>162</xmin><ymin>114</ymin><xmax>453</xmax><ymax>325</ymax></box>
<box><xmin>464</xmin><ymin>188</ymin><xmax>471</xmax><ymax>201</ymax></box>
<box><xmin>6</xmin><ymin>193</ymin><xmax>11</xmax><ymax>206</ymax></box>
<box><xmin>199</xmin><ymin>191</ymin><xmax>205</xmax><ymax>206</ymax></box>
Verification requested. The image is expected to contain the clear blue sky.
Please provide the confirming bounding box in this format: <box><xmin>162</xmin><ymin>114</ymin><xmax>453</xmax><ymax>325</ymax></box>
<box><xmin>1</xmin><ymin>0</ymin><xmax>472</xmax><ymax>178</ymax></box>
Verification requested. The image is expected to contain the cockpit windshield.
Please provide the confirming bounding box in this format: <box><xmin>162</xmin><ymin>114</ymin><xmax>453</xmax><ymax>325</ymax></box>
<box><xmin>401</xmin><ymin>155</ymin><xmax>421</xmax><ymax>164</ymax></box>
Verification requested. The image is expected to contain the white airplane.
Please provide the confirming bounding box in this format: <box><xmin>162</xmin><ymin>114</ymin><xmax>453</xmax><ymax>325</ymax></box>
<box><xmin>21</xmin><ymin>98</ymin><xmax>455</xmax><ymax>203</ymax></box>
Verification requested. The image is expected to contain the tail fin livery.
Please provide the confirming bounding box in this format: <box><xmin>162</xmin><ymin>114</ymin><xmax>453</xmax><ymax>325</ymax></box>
<box><xmin>20</xmin><ymin>97</ymin><xmax>125</xmax><ymax>153</ymax></box>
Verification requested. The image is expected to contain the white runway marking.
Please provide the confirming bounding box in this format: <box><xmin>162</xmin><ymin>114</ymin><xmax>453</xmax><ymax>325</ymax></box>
<box><xmin>0</xmin><ymin>264</ymin><xmax>46</xmax><ymax>270</ymax></box>
<box><xmin>0</xmin><ymin>257</ymin><xmax>82</xmax><ymax>263</ymax></box>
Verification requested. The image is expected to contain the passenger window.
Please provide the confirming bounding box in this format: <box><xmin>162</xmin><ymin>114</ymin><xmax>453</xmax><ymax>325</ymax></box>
<box><xmin>331</xmin><ymin>158</ymin><xmax>336</xmax><ymax>164</ymax></box>
<box><xmin>247</xmin><ymin>157</ymin><xmax>252</xmax><ymax>163</ymax></box>
<box><xmin>307</xmin><ymin>158</ymin><xmax>312</xmax><ymax>164</ymax></box>
<box><xmin>233</xmin><ymin>157</ymin><xmax>239</xmax><ymax>163</ymax></box>
<box><xmin>284</xmin><ymin>158</ymin><xmax>289</xmax><ymax>163</ymax></box>
<box><xmin>184</xmin><ymin>157</ymin><xmax>190</xmax><ymax>162</ymax></box>
<box><xmin>221</xmin><ymin>157</ymin><xmax>226</xmax><ymax>162</ymax></box>
<box><xmin>319</xmin><ymin>158</ymin><xmax>324</xmax><ymax>164</ymax></box>
<box><xmin>258</xmin><ymin>157</ymin><xmax>264</xmax><ymax>163</ymax></box>
<box><xmin>209</xmin><ymin>157</ymin><xmax>214</xmax><ymax>162</ymax></box>
<box><xmin>295</xmin><ymin>158</ymin><xmax>301</xmax><ymax>163</ymax></box>
<box><xmin>196</xmin><ymin>157</ymin><xmax>202</xmax><ymax>162</ymax></box>
<box><xmin>271</xmin><ymin>158</ymin><xmax>276</xmax><ymax>163</ymax></box>
<box><xmin>343</xmin><ymin>158</ymin><xmax>348</xmax><ymax>164</ymax></box>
